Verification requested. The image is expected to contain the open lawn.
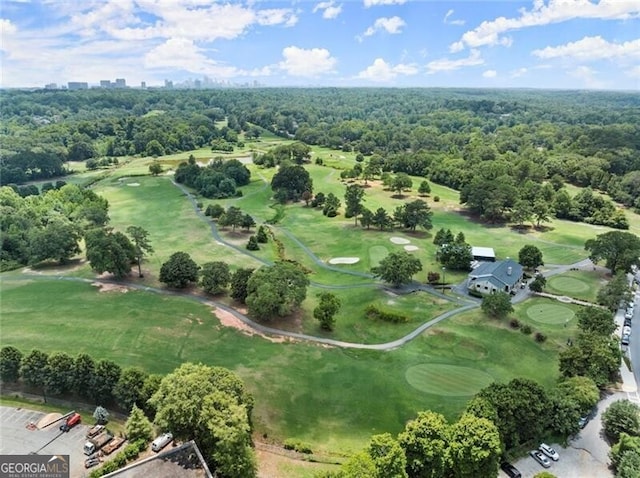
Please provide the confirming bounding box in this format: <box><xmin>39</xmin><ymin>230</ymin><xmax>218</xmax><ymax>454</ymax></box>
<box><xmin>1</xmin><ymin>276</ymin><xmax>564</xmax><ymax>456</ymax></box>
<box><xmin>544</xmin><ymin>269</ymin><xmax>607</xmax><ymax>303</ymax></box>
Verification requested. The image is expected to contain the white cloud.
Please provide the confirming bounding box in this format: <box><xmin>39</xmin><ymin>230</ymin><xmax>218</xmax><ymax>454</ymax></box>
<box><xmin>1</xmin><ymin>18</ymin><xmax>17</xmax><ymax>36</ymax></box>
<box><xmin>569</xmin><ymin>65</ymin><xmax>606</xmax><ymax>89</ymax></box>
<box><xmin>628</xmin><ymin>65</ymin><xmax>640</xmax><ymax>79</ymax></box>
<box><xmin>364</xmin><ymin>0</ymin><xmax>406</xmax><ymax>7</ymax></box>
<box><xmin>278</xmin><ymin>46</ymin><xmax>337</xmax><ymax>77</ymax></box>
<box><xmin>482</xmin><ymin>69</ymin><xmax>497</xmax><ymax>78</ymax></box>
<box><xmin>363</xmin><ymin>16</ymin><xmax>406</xmax><ymax>37</ymax></box>
<box><xmin>357</xmin><ymin>58</ymin><xmax>418</xmax><ymax>82</ymax></box>
<box><xmin>426</xmin><ymin>49</ymin><xmax>484</xmax><ymax>74</ymax></box>
<box><xmin>510</xmin><ymin>67</ymin><xmax>528</xmax><ymax>78</ymax></box>
<box><xmin>533</xmin><ymin>36</ymin><xmax>640</xmax><ymax>61</ymax></box>
<box><xmin>257</xmin><ymin>9</ymin><xmax>298</xmax><ymax>27</ymax></box>
<box><xmin>451</xmin><ymin>0</ymin><xmax>640</xmax><ymax>51</ymax></box>
<box><xmin>313</xmin><ymin>1</ymin><xmax>342</xmax><ymax>20</ymax></box>
<box><xmin>443</xmin><ymin>9</ymin><xmax>465</xmax><ymax>26</ymax></box>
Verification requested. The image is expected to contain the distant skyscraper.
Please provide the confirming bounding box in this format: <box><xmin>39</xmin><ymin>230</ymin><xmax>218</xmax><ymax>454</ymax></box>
<box><xmin>114</xmin><ymin>78</ymin><xmax>126</xmax><ymax>88</ymax></box>
<box><xmin>164</xmin><ymin>79</ymin><xmax>173</xmax><ymax>89</ymax></box>
<box><xmin>67</xmin><ymin>82</ymin><xmax>88</xmax><ymax>90</ymax></box>
<box><xmin>100</xmin><ymin>80</ymin><xmax>111</xmax><ymax>88</ymax></box>
<box><xmin>141</xmin><ymin>81</ymin><xmax>146</xmax><ymax>89</ymax></box>
<box><xmin>44</xmin><ymin>83</ymin><xmax>58</xmax><ymax>90</ymax></box>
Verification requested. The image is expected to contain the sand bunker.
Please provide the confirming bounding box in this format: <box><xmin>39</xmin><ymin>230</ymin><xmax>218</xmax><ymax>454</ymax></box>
<box><xmin>404</xmin><ymin>245</ymin><xmax>419</xmax><ymax>251</ymax></box>
<box><xmin>390</xmin><ymin>237</ymin><xmax>411</xmax><ymax>245</ymax></box>
<box><xmin>328</xmin><ymin>257</ymin><xmax>360</xmax><ymax>264</ymax></box>
<box><xmin>127</xmin><ymin>183</ymin><xmax>140</xmax><ymax>187</ymax></box>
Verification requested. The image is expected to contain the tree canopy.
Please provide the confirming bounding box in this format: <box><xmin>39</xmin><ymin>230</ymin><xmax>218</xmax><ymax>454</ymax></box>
<box><xmin>246</xmin><ymin>262</ymin><xmax>309</xmax><ymax>321</ymax></box>
<box><xmin>371</xmin><ymin>251</ymin><xmax>423</xmax><ymax>287</ymax></box>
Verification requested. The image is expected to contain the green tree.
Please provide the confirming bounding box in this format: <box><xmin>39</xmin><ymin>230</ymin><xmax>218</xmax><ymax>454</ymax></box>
<box><xmin>125</xmin><ymin>404</ymin><xmax>154</xmax><ymax>443</ymax></box>
<box><xmin>529</xmin><ymin>275</ymin><xmax>547</xmax><ymax>292</ymax></box>
<box><xmin>437</xmin><ymin>243</ymin><xmax>472</xmax><ymax>271</ymax></box>
<box><xmin>532</xmin><ymin>198</ymin><xmax>552</xmax><ymax>228</ymax></box>
<box><xmin>585</xmin><ymin>231</ymin><xmax>640</xmax><ymax>273</ymax></box>
<box><xmin>448</xmin><ymin>413</ymin><xmax>501</xmax><ymax>478</ymax></box>
<box><xmin>360</xmin><ymin>208</ymin><xmax>373</xmax><ymax>229</ymax></box>
<box><xmin>618</xmin><ymin>450</ymin><xmax>640</xmax><ymax>478</ymax></box>
<box><xmin>271</xmin><ymin>164</ymin><xmax>313</xmax><ymax>202</ymax></box>
<box><xmin>89</xmin><ymin>359</ymin><xmax>122</xmax><ymax>404</ymax></box>
<box><xmin>372</xmin><ymin>207</ymin><xmax>392</xmax><ymax>231</ymax></box>
<box><xmin>126</xmin><ymin>225</ymin><xmax>154</xmax><ymax>278</ymax></box>
<box><xmin>139</xmin><ymin>374</ymin><xmax>162</xmax><ymax>420</ymax></box>
<box><xmin>0</xmin><ymin>346</ymin><xmax>23</xmax><ymax>382</ymax></box>
<box><xmin>340</xmin><ymin>451</ymin><xmax>376</xmax><ymax>477</ymax></box>
<box><xmin>313</xmin><ymin>292</ymin><xmax>341</xmax><ymax>331</ymax></box>
<box><xmin>149</xmin><ymin>161</ymin><xmax>163</xmax><ymax>176</ymax></box>
<box><xmin>256</xmin><ymin>225</ymin><xmax>269</xmax><ymax>243</ymax></box>
<box><xmin>556</xmin><ymin>376</ymin><xmax>600</xmax><ymax>415</ymax></box>
<box><xmin>418</xmin><ymin>180</ymin><xmax>431</xmax><ymax>196</ymax></box>
<box><xmin>610</xmin><ymin>433</ymin><xmax>640</xmax><ymax>469</ymax></box>
<box><xmin>597</xmin><ymin>273</ymin><xmax>632</xmax><ymax>311</ymax></box>
<box><xmin>21</xmin><ymin>350</ymin><xmax>49</xmax><ymax>398</ymax></box>
<box><xmin>344</xmin><ymin>184</ymin><xmax>365</xmax><ymax>225</ymax></box>
<box><xmin>510</xmin><ymin>199</ymin><xmax>533</xmax><ymax>228</ymax></box>
<box><xmin>577</xmin><ymin>307</ymin><xmax>616</xmax><ymax>336</ymax></box>
<box><xmin>481</xmin><ymin>292</ymin><xmax>513</xmax><ymax>319</ymax></box>
<box><xmin>230</xmin><ymin>268</ymin><xmax>254</xmax><ymax>303</ymax></box>
<box><xmin>149</xmin><ymin>363</ymin><xmax>256</xmax><ymax>477</ymax></box>
<box><xmin>246</xmin><ymin>235</ymin><xmax>260</xmax><ymax>250</ymax></box>
<box><xmin>398</xmin><ymin>410</ymin><xmax>450</xmax><ymax>478</ymax></box>
<box><xmin>394</xmin><ymin>200</ymin><xmax>433</xmax><ymax>231</ymax></box>
<box><xmin>602</xmin><ymin>400</ymin><xmax>640</xmax><ymax>442</ymax></box>
<box><xmin>559</xmin><ymin>332</ymin><xmax>621</xmax><ymax>388</ymax></box>
<box><xmin>73</xmin><ymin>353</ymin><xmax>96</xmax><ymax>399</ymax></box>
<box><xmin>45</xmin><ymin>352</ymin><xmax>75</xmax><ymax>396</ymax></box>
<box><xmin>29</xmin><ymin>218</ymin><xmax>80</xmax><ymax>265</ymax></box>
<box><xmin>200</xmin><ymin>261</ymin><xmax>231</xmax><ymax>295</ymax></box>
<box><xmin>241</xmin><ymin>214</ymin><xmax>256</xmax><ymax>231</ymax></box>
<box><xmin>476</xmin><ymin>378</ymin><xmax>552</xmax><ymax>450</ymax></box>
<box><xmin>323</xmin><ymin>192</ymin><xmax>341</xmax><ymax>217</ymax></box>
<box><xmin>518</xmin><ymin>244</ymin><xmax>544</xmax><ymax>270</ymax></box>
<box><xmin>390</xmin><ymin>173</ymin><xmax>412</xmax><ymax>197</ymax></box>
<box><xmin>145</xmin><ymin>139</ymin><xmax>165</xmax><ymax>157</ymax></box>
<box><xmin>85</xmin><ymin>228</ymin><xmax>135</xmax><ymax>279</ymax></box>
<box><xmin>113</xmin><ymin>367</ymin><xmax>148</xmax><ymax>412</ymax></box>
<box><xmin>159</xmin><ymin>251</ymin><xmax>200</xmax><ymax>288</ymax></box>
<box><xmin>367</xmin><ymin>433</ymin><xmax>408</xmax><ymax>478</ymax></box>
<box><xmin>93</xmin><ymin>406</ymin><xmax>110</xmax><ymax>424</ymax></box>
<box><xmin>246</xmin><ymin>262</ymin><xmax>309</xmax><ymax>321</ymax></box>
<box><xmin>371</xmin><ymin>251</ymin><xmax>423</xmax><ymax>287</ymax></box>
<box><xmin>205</xmin><ymin>203</ymin><xmax>225</xmax><ymax>218</ymax></box>
<box><xmin>224</xmin><ymin>206</ymin><xmax>244</xmax><ymax>232</ymax></box>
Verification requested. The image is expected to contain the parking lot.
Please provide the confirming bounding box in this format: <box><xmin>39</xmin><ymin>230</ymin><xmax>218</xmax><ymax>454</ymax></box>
<box><xmin>0</xmin><ymin>406</ymin><xmax>91</xmax><ymax>478</ymax></box>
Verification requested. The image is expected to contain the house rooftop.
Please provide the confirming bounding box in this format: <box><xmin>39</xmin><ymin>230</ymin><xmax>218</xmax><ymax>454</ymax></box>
<box><xmin>103</xmin><ymin>441</ymin><xmax>212</xmax><ymax>478</ymax></box>
<box><xmin>469</xmin><ymin>259</ymin><xmax>523</xmax><ymax>288</ymax></box>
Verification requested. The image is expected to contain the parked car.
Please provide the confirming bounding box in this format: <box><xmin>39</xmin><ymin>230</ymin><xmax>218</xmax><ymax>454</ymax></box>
<box><xmin>84</xmin><ymin>457</ymin><xmax>100</xmax><ymax>469</ymax></box>
<box><xmin>625</xmin><ymin>310</ymin><xmax>633</xmax><ymax>319</ymax></box>
<box><xmin>624</xmin><ymin>317</ymin><xmax>632</xmax><ymax>327</ymax></box>
<box><xmin>539</xmin><ymin>443</ymin><xmax>560</xmax><ymax>461</ymax></box>
<box><xmin>622</xmin><ymin>334</ymin><xmax>631</xmax><ymax>346</ymax></box>
<box><xmin>500</xmin><ymin>462</ymin><xmax>522</xmax><ymax>478</ymax></box>
<box><xmin>151</xmin><ymin>432</ymin><xmax>173</xmax><ymax>452</ymax></box>
<box><xmin>59</xmin><ymin>412</ymin><xmax>81</xmax><ymax>432</ymax></box>
<box><xmin>623</xmin><ymin>325</ymin><xmax>632</xmax><ymax>336</ymax></box>
<box><xmin>530</xmin><ymin>450</ymin><xmax>551</xmax><ymax>468</ymax></box>
<box><xmin>578</xmin><ymin>415</ymin><xmax>589</xmax><ymax>428</ymax></box>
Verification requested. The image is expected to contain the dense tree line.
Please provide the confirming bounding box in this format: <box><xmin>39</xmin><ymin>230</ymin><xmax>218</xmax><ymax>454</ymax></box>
<box><xmin>3</xmin><ymin>89</ymin><xmax>638</xmax><ymax>222</ymax></box>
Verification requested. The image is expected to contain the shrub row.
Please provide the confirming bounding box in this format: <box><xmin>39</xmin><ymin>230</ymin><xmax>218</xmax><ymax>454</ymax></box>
<box><xmin>365</xmin><ymin>305</ymin><xmax>409</xmax><ymax>323</ymax></box>
<box><xmin>283</xmin><ymin>439</ymin><xmax>313</xmax><ymax>454</ymax></box>
<box><xmin>88</xmin><ymin>439</ymin><xmax>147</xmax><ymax>478</ymax></box>
<box><xmin>509</xmin><ymin>319</ymin><xmax>547</xmax><ymax>342</ymax></box>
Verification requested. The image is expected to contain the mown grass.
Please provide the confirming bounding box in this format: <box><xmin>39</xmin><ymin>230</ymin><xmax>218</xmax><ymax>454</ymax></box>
<box><xmin>544</xmin><ymin>269</ymin><xmax>607</xmax><ymax>302</ymax></box>
<box><xmin>1</xmin><ymin>277</ymin><xmax>568</xmax><ymax>455</ymax></box>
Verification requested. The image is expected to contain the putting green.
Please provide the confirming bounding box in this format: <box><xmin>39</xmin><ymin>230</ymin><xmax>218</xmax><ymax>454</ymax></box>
<box><xmin>526</xmin><ymin>303</ymin><xmax>575</xmax><ymax>324</ymax></box>
<box><xmin>369</xmin><ymin>245</ymin><xmax>389</xmax><ymax>267</ymax></box>
<box><xmin>548</xmin><ymin>276</ymin><xmax>589</xmax><ymax>294</ymax></box>
<box><xmin>405</xmin><ymin>364</ymin><xmax>494</xmax><ymax>396</ymax></box>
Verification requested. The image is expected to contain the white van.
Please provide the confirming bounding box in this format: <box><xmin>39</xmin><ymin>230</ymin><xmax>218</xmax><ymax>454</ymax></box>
<box><xmin>151</xmin><ymin>432</ymin><xmax>173</xmax><ymax>452</ymax></box>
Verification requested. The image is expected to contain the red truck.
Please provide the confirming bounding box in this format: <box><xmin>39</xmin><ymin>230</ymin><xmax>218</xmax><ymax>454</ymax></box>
<box><xmin>59</xmin><ymin>413</ymin><xmax>81</xmax><ymax>432</ymax></box>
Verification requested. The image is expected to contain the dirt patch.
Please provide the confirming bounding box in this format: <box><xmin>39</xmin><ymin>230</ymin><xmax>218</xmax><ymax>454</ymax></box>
<box><xmin>36</xmin><ymin>413</ymin><xmax>62</xmax><ymax>429</ymax></box>
<box><xmin>91</xmin><ymin>282</ymin><xmax>129</xmax><ymax>293</ymax></box>
<box><xmin>213</xmin><ymin>308</ymin><xmax>288</xmax><ymax>343</ymax></box>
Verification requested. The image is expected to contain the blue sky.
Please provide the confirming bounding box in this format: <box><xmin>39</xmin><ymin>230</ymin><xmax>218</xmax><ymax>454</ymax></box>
<box><xmin>1</xmin><ymin>0</ymin><xmax>638</xmax><ymax>89</ymax></box>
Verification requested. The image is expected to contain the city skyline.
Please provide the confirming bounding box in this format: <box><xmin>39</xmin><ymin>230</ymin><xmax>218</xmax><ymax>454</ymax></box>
<box><xmin>1</xmin><ymin>0</ymin><xmax>639</xmax><ymax>90</ymax></box>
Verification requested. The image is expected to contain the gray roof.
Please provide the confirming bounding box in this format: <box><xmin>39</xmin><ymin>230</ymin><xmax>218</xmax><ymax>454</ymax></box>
<box><xmin>468</xmin><ymin>259</ymin><xmax>523</xmax><ymax>288</ymax></box>
<box><xmin>471</xmin><ymin>246</ymin><xmax>495</xmax><ymax>258</ymax></box>
<box><xmin>103</xmin><ymin>441</ymin><xmax>212</xmax><ymax>478</ymax></box>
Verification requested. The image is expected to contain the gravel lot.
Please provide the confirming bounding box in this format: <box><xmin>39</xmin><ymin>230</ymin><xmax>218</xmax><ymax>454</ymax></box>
<box><xmin>0</xmin><ymin>405</ymin><xmax>92</xmax><ymax>478</ymax></box>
